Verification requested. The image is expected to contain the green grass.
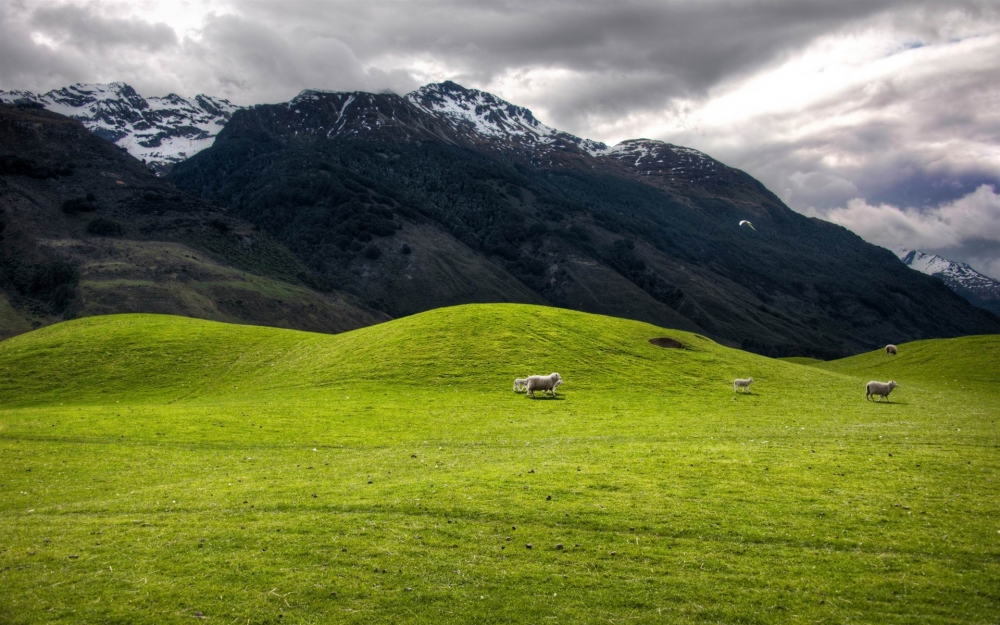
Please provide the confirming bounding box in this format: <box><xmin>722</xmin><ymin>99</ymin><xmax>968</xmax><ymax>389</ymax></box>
<box><xmin>1</xmin><ymin>304</ymin><xmax>998</xmax><ymax>624</ymax></box>
<box><xmin>778</xmin><ymin>356</ymin><xmax>825</xmax><ymax>366</ymax></box>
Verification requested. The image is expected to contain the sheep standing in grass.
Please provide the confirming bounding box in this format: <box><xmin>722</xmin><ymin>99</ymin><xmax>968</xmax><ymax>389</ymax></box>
<box><xmin>886</xmin><ymin>344</ymin><xmax>898</xmax><ymax>355</ymax></box>
<box><xmin>513</xmin><ymin>378</ymin><xmax>528</xmax><ymax>392</ymax></box>
<box><xmin>866</xmin><ymin>380</ymin><xmax>899</xmax><ymax>402</ymax></box>
<box><xmin>733</xmin><ymin>377</ymin><xmax>753</xmax><ymax>393</ymax></box>
<box><xmin>526</xmin><ymin>373</ymin><xmax>562</xmax><ymax>398</ymax></box>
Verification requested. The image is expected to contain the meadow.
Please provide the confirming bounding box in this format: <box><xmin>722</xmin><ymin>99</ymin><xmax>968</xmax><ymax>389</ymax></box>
<box><xmin>1</xmin><ymin>304</ymin><xmax>998</xmax><ymax>623</ymax></box>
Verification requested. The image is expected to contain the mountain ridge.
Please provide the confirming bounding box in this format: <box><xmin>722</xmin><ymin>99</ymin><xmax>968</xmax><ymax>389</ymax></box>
<box><xmin>2</xmin><ymin>80</ymin><xmax>763</xmax><ymax>199</ymax></box>
<box><xmin>0</xmin><ymin>83</ymin><xmax>239</xmax><ymax>174</ymax></box>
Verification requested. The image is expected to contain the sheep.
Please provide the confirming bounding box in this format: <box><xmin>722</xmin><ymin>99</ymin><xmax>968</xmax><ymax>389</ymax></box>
<box><xmin>513</xmin><ymin>378</ymin><xmax>528</xmax><ymax>392</ymax></box>
<box><xmin>525</xmin><ymin>373</ymin><xmax>562</xmax><ymax>398</ymax></box>
<box><xmin>866</xmin><ymin>380</ymin><xmax>899</xmax><ymax>402</ymax></box>
<box><xmin>733</xmin><ymin>377</ymin><xmax>753</xmax><ymax>393</ymax></box>
<box><xmin>885</xmin><ymin>344</ymin><xmax>898</xmax><ymax>355</ymax></box>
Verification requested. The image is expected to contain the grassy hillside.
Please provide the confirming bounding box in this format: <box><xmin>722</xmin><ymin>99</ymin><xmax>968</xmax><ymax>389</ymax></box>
<box><xmin>813</xmin><ymin>335</ymin><xmax>1000</xmax><ymax>390</ymax></box>
<box><xmin>1</xmin><ymin>305</ymin><xmax>998</xmax><ymax>623</ymax></box>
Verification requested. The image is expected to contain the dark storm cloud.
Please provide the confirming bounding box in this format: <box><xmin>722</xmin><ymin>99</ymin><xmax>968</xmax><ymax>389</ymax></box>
<box><xmin>236</xmin><ymin>0</ymin><xmax>896</xmax><ymax>119</ymax></box>
<box><xmin>234</xmin><ymin>0</ymin><xmax>997</xmax><ymax>120</ymax></box>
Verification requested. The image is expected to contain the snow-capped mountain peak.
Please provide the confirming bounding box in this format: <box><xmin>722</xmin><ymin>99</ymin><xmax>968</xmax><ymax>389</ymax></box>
<box><xmin>896</xmin><ymin>248</ymin><xmax>993</xmax><ymax>287</ymax></box>
<box><xmin>0</xmin><ymin>83</ymin><xmax>239</xmax><ymax>173</ymax></box>
<box><xmin>897</xmin><ymin>248</ymin><xmax>1000</xmax><ymax>317</ymax></box>
<box><xmin>407</xmin><ymin>81</ymin><xmax>548</xmax><ymax>138</ymax></box>
<box><xmin>406</xmin><ymin>81</ymin><xmax>608</xmax><ymax>155</ymax></box>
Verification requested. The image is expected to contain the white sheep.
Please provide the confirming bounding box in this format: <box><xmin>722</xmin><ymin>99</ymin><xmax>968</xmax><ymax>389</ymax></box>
<box><xmin>525</xmin><ymin>373</ymin><xmax>562</xmax><ymax>398</ymax></box>
<box><xmin>733</xmin><ymin>377</ymin><xmax>753</xmax><ymax>393</ymax></box>
<box><xmin>885</xmin><ymin>344</ymin><xmax>898</xmax><ymax>355</ymax></box>
<box><xmin>513</xmin><ymin>378</ymin><xmax>528</xmax><ymax>392</ymax></box>
<box><xmin>866</xmin><ymin>380</ymin><xmax>899</xmax><ymax>402</ymax></box>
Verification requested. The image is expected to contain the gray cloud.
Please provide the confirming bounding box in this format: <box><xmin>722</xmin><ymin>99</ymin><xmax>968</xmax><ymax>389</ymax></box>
<box><xmin>29</xmin><ymin>3</ymin><xmax>177</xmax><ymax>51</ymax></box>
<box><xmin>805</xmin><ymin>184</ymin><xmax>1000</xmax><ymax>277</ymax></box>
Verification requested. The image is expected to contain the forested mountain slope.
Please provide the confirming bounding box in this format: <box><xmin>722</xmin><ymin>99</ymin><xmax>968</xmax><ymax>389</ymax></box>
<box><xmin>0</xmin><ymin>102</ymin><xmax>386</xmax><ymax>338</ymax></box>
<box><xmin>169</xmin><ymin>82</ymin><xmax>1000</xmax><ymax>358</ymax></box>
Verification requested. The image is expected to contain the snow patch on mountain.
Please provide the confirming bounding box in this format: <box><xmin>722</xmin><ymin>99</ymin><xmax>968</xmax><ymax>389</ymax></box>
<box><xmin>897</xmin><ymin>249</ymin><xmax>997</xmax><ymax>289</ymax></box>
<box><xmin>406</xmin><ymin>81</ymin><xmax>609</xmax><ymax>155</ymax></box>
<box><xmin>897</xmin><ymin>248</ymin><xmax>1000</xmax><ymax>316</ymax></box>
<box><xmin>0</xmin><ymin>83</ymin><xmax>239</xmax><ymax>172</ymax></box>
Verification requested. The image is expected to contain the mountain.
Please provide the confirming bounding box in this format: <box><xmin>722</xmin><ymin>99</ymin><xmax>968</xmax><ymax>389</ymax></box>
<box><xmin>0</xmin><ymin>100</ymin><xmax>387</xmax><ymax>340</ymax></box>
<box><xmin>896</xmin><ymin>248</ymin><xmax>1000</xmax><ymax>317</ymax></box>
<box><xmin>0</xmin><ymin>83</ymin><xmax>239</xmax><ymax>174</ymax></box>
<box><xmin>168</xmin><ymin>81</ymin><xmax>1000</xmax><ymax>358</ymax></box>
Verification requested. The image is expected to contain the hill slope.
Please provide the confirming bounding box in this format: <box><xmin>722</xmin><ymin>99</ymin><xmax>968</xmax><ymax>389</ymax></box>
<box><xmin>0</xmin><ymin>101</ymin><xmax>387</xmax><ymax>339</ymax></box>
<box><xmin>812</xmin><ymin>332</ymin><xmax>1000</xmax><ymax>391</ymax></box>
<box><xmin>1</xmin><ymin>307</ymin><xmax>998</xmax><ymax>623</ymax></box>
<box><xmin>170</xmin><ymin>82</ymin><xmax>1000</xmax><ymax>358</ymax></box>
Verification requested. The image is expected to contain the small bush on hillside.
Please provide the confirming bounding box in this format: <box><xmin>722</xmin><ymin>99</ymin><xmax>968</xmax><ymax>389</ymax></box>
<box><xmin>86</xmin><ymin>218</ymin><xmax>124</xmax><ymax>237</ymax></box>
<box><xmin>13</xmin><ymin>99</ymin><xmax>45</xmax><ymax>110</ymax></box>
<box><xmin>0</xmin><ymin>258</ymin><xmax>79</xmax><ymax>314</ymax></box>
<box><xmin>208</xmin><ymin>218</ymin><xmax>229</xmax><ymax>234</ymax></box>
<box><xmin>297</xmin><ymin>270</ymin><xmax>334</xmax><ymax>292</ymax></box>
<box><xmin>0</xmin><ymin>154</ymin><xmax>73</xmax><ymax>179</ymax></box>
<box><xmin>400</xmin><ymin>244</ymin><xmax>411</xmax><ymax>255</ymax></box>
<box><xmin>62</xmin><ymin>196</ymin><xmax>99</xmax><ymax>214</ymax></box>
<box><xmin>362</xmin><ymin>244</ymin><xmax>381</xmax><ymax>260</ymax></box>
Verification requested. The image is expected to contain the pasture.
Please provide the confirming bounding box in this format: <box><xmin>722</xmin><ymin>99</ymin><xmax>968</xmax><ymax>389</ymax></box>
<box><xmin>1</xmin><ymin>304</ymin><xmax>998</xmax><ymax>623</ymax></box>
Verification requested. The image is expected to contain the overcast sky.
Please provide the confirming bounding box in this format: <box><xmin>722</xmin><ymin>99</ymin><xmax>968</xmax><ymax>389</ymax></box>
<box><xmin>3</xmin><ymin>0</ymin><xmax>1000</xmax><ymax>277</ymax></box>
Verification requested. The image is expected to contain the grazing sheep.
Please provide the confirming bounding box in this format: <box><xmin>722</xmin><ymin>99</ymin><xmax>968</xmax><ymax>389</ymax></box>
<box><xmin>733</xmin><ymin>377</ymin><xmax>753</xmax><ymax>393</ymax></box>
<box><xmin>866</xmin><ymin>380</ymin><xmax>899</xmax><ymax>402</ymax></box>
<box><xmin>513</xmin><ymin>378</ymin><xmax>528</xmax><ymax>392</ymax></box>
<box><xmin>526</xmin><ymin>373</ymin><xmax>563</xmax><ymax>398</ymax></box>
<box><xmin>886</xmin><ymin>344</ymin><xmax>898</xmax><ymax>355</ymax></box>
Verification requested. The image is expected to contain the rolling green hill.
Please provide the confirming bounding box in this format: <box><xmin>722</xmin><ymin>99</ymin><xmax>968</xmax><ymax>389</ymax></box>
<box><xmin>1</xmin><ymin>305</ymin><xmax>998</xmax><ymax>623</ymax></box>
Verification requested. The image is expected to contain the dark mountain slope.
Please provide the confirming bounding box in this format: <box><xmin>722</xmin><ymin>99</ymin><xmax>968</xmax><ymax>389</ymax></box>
<box><xmin>0</xmin><ymin>102</ymin><xmax>387</xmax><ymax>339</ymax></box>
<box><xmin>169</xmin><ymin>83</ymin><xmax>1000</xmax><ymax>357</ymax></box>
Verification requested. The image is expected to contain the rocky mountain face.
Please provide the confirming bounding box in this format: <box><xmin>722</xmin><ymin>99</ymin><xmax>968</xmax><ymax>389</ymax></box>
<box><xmin>897</xmin><ymin>248</ymin><xmax>1000</xmax><ymax>317</ymax></box>
<box><xmin>169</xmin><ymin>81</ymin><xmax>1000</xmax><ymax>358</ymax></box>
<box><xmin>0</xmin><ymin>101</ymin><xmax>386</xmax><ymax>339</ymax></box>
<box><xmin>0</xmin><ymin>83</ymin><xmax>239</xmax><ymax>174</ymax></box>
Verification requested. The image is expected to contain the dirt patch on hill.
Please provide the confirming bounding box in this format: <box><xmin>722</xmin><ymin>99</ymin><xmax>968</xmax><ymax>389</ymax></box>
<box><xmin>649</xmin><ymin>337</ymin><xmax>684</xmax><ymax>349</ymax></box>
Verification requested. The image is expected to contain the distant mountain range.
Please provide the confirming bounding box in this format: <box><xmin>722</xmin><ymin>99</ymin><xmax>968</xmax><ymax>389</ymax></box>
<box><xmin>0</xmin><ymin>83</ymin><xmax>239</xmax><ymax>174</ymax></box>
<box><xmin>896</xmin><ymin>248</ymin><xmax>1000</xmax><ymax>317</ymax></box>
<box><xmin>5</xmin><ymin>80</ymin><xmax>998</xmax><ymax>356</ymax></box>
<box><xmin>167</xmin><ymin>81</ymin><xmax>1000</xmax><ymax>357</ymax></box>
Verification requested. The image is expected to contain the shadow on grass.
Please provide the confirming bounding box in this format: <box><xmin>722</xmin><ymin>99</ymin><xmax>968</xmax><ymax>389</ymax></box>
<box><xmin>526</xmin><ymin>395</ymin><xmax>567</xmax><ymax>400</ymax></box>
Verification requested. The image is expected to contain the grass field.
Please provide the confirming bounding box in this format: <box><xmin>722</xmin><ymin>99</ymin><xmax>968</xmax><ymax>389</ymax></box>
<box><xmin>1</xmin><ymin>304</ymin><xmax>998</xmax><ymax>623</ymax></box>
